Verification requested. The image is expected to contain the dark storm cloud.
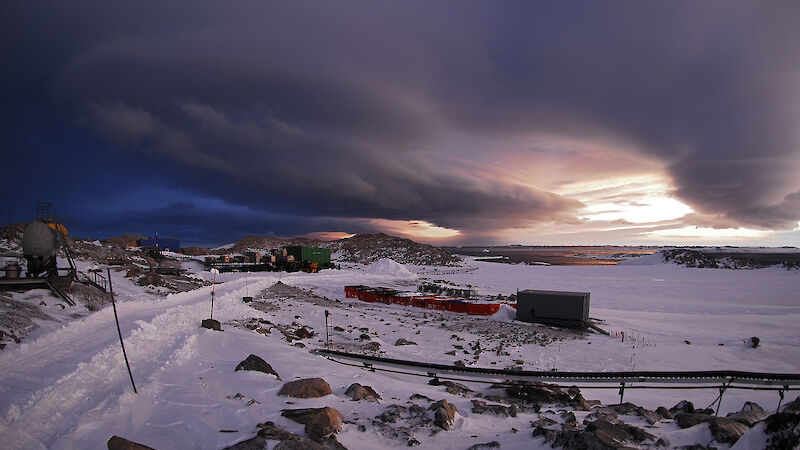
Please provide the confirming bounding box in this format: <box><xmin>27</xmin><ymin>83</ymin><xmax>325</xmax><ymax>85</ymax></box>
<box><xmin>3</xmin><ymin>1</ymin><xmax>800</xmax><ymax>240</ymax></box>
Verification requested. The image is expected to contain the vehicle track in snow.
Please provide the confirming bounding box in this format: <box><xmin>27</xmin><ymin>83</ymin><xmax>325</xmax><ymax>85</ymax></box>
<box><xmin>0</xmin><ymin>275</ymin><xmax>277</xmax><ymax>449</ymax></box>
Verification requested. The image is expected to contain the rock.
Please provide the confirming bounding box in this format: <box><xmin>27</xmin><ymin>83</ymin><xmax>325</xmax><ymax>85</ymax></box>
<box><xmin>670</xmin><ymin>400</ymin><xmax>695</xmax><ymax>415</ymax></box>
<box><xmin>454</xmin><ymin>360</ymin><xmax>466</xmax><ymax>367</ymax></box>
<box><xmin>531</xmin><ymin>417</ymin><xmax>558</xmax><ymax>428</ymax></box>
<box><xmin>505</xmin><ymin>381</ymin><xmax>572</xmax><ymax>406</ymax></box>
<box><xmin>359</xmin><ymin>333</ymin><xmax>370</xmax><ymax>341</ymax></box>
<box><xmin>430</xmin><ymin>399</ymin><xmax>458</xmax><ymax>430</ymax></box>
<box><xmin>751</xmin><ymin>336</ymin><xmax>760</xmax><ymax>348</ymax></box>
<box><xmin>222</xmin><ymin>435</ymin><xmax>268</xmax><ymax>450</ymax></box>
<box><xmin>594</xmin><ymin>402</ymin><xmax>663</xmax><ymax>424</ymax></box>
<box><xmin>656</xmin><ymin>406</ymin><xmax>672</xmax><ymax>419</ymax></box>
<box><xmin>345</xmin><ymin>383</ymin><xmax>381</xmax><ymax>402</ymax></box>
<box><xmin>136</xmin><ymin>271</ymin><xmax>167</xmax><ymax>287</ymax></box>
<box><xmin>333</xmin><ymin>326</ymin><xmax>345</xmax><ymax>332</ymax></box>
<box><xmin>107</xmin><ymin>436</ymin><xmax>156</xmax><ymax>450</ymax></box>
<box><xmin>294</xmin><ymin>342</ymin><xmax>305</xmax><ymax>348</ymax></box>
<box><xmin>471</xmin><ymin>400</ymin><xmax>517</xmax><ymax>417</ymax></box>
<box><xmin>395</xmin><ymin>338</ymin><xmax>417</xmax><ymax>346</ymax></box>
<box><xmin>445</xmin><ymin>350</ymin><xmax>457</xmax><ymax>355</ymax></box>
<box><xmin>278</xmin><ymin>378</ymin><xmax>333</xmax><ymax>398</ymax></box>
<box><xmin>222</xmin><ymin>421</ymin><xmax>329</xmax><ymax>450</ymax></box>
<box><xmin>235</xmin><ymin>354</ymin><xmax>280</xmax><ymax>379</ymax></box>
<box><xmin>675</xmin><ymin>413</ymin><xmax>750</xmax><ymax>444</ymax></box>
<box><xmin>201</xmin><ymin>319</ymin><xmax>221</xmax><ymax>331</ymax></box>
<box><xmin>429</xmin><ymin>379</ymin><xmax>472</xmax><ymax>396</ymax></box>
<box><xmin>764</xmin><ymin>397</ymin><xmax>800</xmax><ymax>450</ymax></box>
<box><xmin>363</xmin><ymin>342</ymin><xmax>381</xmax><ymax>351</ymax></box>
<box><xmin>274</xmin><ymin>439</ymin><xmax>327</xmax><ymax>450</ymax></box>
<box><xmin>281</xmin><ymin>407</ymin><xmax>344</xmax><ymax>441</ymax></box>
<box><xmin>467</xmin><ymin>442</ymin><xmax>500</xmax><ymax>449</ymax></box>
<box><xmin>586</xmin><ymin>418</ymin><xmax>634</xmax><ymax>447</ymax></box>
<box><xmin>410</xmin><ymin>393</ymin><xmax>432</xmax><ymax>402</ymax></box>
<box><xmin>407</xmin><ymin>438</ymin><xmax>421</xmax><ymax>446</ymax></box>
<box><xmin>294</xmin><ymin>327</ymin><xmax>314</xmax><ymax>339</ymax></box>
<box><xmin>376</xmin><ymin>404</ymin><xmax>406</xmax><ymax>423</ymax></box>
<box><xmin>726</xmin><ymin>401</ymin><xmax>769</xmax><ymax>426</ymax></box>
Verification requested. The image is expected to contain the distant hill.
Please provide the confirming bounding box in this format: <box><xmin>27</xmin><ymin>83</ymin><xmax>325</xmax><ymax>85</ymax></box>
<box><xmin>328</xmin><ymin>233</ymin><xmax>461</xmax><ymax>266</ymax></box>
<box><xmin>195</xmin><ymin>233</ymin><xmax>462</xmax><ymax>266</ymax></box>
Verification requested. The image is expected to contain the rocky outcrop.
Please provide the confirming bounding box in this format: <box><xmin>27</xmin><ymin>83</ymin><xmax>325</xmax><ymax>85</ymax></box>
<box><xmin>504</xmin><ymin>381</ymin><xmax>591</xmax><ymax>408</ymax></box>
<box><xmin>533</xmin><ymin>416</ymin><xmax>654</xmax><ymax>449</ymax></box>
<box><xmin>331</xmin><ymin>233</ymin><xmax>461</xmax><ymax>266</ymax></box>
<box><xmin>234</xmin><ymin>354</ymin><xmax>280</xmax><ymax>379</ymax></box>
<box><xmin>278</xmin><ymin>378</ymin><xmax>333</xmax><ymax>398</ymax></box>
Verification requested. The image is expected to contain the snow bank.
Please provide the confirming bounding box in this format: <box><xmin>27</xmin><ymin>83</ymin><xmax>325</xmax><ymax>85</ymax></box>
<box><xmin>491</xmin><ymin>304</ymin><xmax>517</xmax><ymax>322</ymax></box>
<box><xmin>364</xmin><ymin>258</ymin><xmax>416</xmax><ymax>278</ymax></box>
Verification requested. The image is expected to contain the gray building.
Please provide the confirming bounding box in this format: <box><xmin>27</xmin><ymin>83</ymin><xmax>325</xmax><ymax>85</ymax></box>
<box><xmin>516</xmin><ymin>289</ymin><xmax>590</xmax><ymax>328</ymax></box>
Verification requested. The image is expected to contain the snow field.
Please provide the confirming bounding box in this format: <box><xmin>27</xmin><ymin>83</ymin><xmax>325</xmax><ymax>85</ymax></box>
<box><xmin>0</xmin><ymin>257</ymin><xmax>797</xmax><ymax>448</ymax></box>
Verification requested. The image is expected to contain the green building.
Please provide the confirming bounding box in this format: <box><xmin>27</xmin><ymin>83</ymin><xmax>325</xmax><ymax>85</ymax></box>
<box><xmin>285</xmin><ymin>246</ymin><xmax>331</xmax><ymax>266</ymax></box>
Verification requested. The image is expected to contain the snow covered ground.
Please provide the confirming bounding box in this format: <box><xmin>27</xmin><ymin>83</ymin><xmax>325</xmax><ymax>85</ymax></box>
<box><xmin>0</xmin><ymin>256</ymin><xmax>797</xmax><ymax>449</ymax></box>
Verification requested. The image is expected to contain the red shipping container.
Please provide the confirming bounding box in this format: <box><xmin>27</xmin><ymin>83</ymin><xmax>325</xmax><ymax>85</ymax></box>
<box><xmin>411</xmin><ymin>297</ymin><xmax>427</xmax><ymax>308</ymax></box>
<box><xmin>466</xmin><ymin>303</ymin><xmax>496</xmax><ymax>315</ymax></box>
<box><xmin>447</xmin><ymin>301</ymin><xmax>468</xmax><ymax>314</ymax></box>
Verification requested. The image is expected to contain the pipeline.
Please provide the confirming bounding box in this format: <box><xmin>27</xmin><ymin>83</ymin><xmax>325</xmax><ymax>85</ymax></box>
<box><xmin>313</xmin><ymin>348</ymin><xmax>800</xmax><ymax>387</ymax></box>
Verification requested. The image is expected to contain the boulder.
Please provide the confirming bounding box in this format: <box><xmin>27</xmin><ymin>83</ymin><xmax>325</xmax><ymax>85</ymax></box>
<box><xmin>107</xmin><ymin>436</ymin><xmax>155</xmax><ymax>450</ymax></box>
<box><xmin>674</xmin><ymin>413</ymin><xmax>750</xmax><ymax>444</ymax></box>
<box><xmin>430</xmin><ymin>399</ymin><xmax>458</xmax><ymax>430</ymax></box>
<box><xmin>726</xmin><ymin>401</ymin><xmax>769</xmax><ymax>426</ymax></box>
<box><xmin>345</xmin><ymin>383</ymin><xmax>381</xmax><ymax>402</ymax></box>
<box><xmin>234</xmin><ymin>354</ymin><xmax>280</xmax><ymax>379</ymax></box>
<box><xmin>278</xmin><ymin>378</ymin><xmax>332</xmax><ymax>398</ymax></box>
<box><xmin>395</xmin><ymin>338</ymin><xmax>417</xmax><ymax>346</ymax></box>
<box><xmin>281</xmin><ymin>407</ymin><xmax>344</xmax><ymax>441</ymax></box>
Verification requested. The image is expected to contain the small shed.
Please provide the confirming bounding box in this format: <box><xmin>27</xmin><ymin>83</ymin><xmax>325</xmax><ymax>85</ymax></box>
<box><xmin>516</xmin><ymin>289</ymin><xmax>590</xmax><ymax>328</ymax></box>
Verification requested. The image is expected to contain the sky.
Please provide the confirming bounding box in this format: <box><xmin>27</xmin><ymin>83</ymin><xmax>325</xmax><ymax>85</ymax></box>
<box><xmin>2</xmin><ymin>1</ymin><xmax>800</xmax><ymax>247</ymax></box>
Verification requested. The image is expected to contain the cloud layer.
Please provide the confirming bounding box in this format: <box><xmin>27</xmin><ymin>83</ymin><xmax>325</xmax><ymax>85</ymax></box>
<box><xmin>3</xmin><ymin>1</ymin><xmax>800</xmax><ymax>244</ymax></box>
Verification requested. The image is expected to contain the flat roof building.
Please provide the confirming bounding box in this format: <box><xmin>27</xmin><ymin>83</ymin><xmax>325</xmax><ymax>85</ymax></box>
<box><xmin>516</xmin><ymin>289</ymin><xmax>590</xmax><ymax>328</ymax></box>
